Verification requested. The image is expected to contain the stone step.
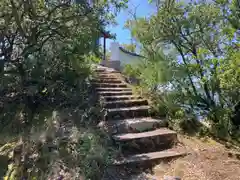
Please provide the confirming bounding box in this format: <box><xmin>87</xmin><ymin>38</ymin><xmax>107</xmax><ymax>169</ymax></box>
<box><xmin>103</xmin><ymin>95</ymin><xmax>141</xmax><ymax>101</ymax></box>
<box><xmin>98</xmin><ymin>91</ymin><xmax>133</xmax><ymax>97</ymax></box>
<box><xmin>93</xmin><ymin>76</ymin><xmax>121</xmax><ymax>80</ymax></box>
<box><xmin>115</xmin><ymin>118</ymin><xmax>167</xmax><ymax>133</ymax></box>
<box><xmin>98</xmin><ymin>117</ymin><xmax>167</xmax><ymax>134</ymax></box>
<box><xmin>106</xmin><ymin>106</ymin><xmax>150</xmax><ymax>120</ymax></box>
<box><xmin>92</xmin><ymin>78</ymin><xmax>123</xmax><ymax>84</ymax></box>
<box><xmin>97</xmin><ymin>72</ymin><xmax>119</xmax><ymax>75</ymax></box>
<box><xmin>93</xmin><ymin>83</ymin><xmax>127</xmax><ymax>88</ymax></box>
<box><xmin>95</xmin><ymin>69</ymin><xmax>106</xmax><ymax>73</ymax></box>
<box><xmin>113</xmin><ymin>128</ymin><xmax>176</xmax><ymax>141</ymax></box>
<box><xmin>94</xmin><ymin>65</ymin><xmax>118</xmax><ymax>72</ymax></box>
<box><xmin>104</xmin><ymin>99</ymin><xmax>148</xmax><ymax>109</ymax></box>
<box><xmin>93</xmin><ymin>77</ymin><xmax>120</xmax><ymax>82</ymax></box>
<box><xmin>113</xmin><ymin>149</ymin><xmax>187</xmax><ymax>165</ymax></box>
<box><xmin>96</xmin><ymin>87</ymin><xmax>132</xmax><ymax>92</ymax></box>
<box><xmin>112</xmin><ymin>128</ymin><xmax>177</xmax><ymax>154</ymax></box>
<box><xmin>97</xmin><ymin>76</ymin><xmax>117</xmax><ymax>80</ymax></box>
<box><xmin>95</xmin><ymin>69</ymin><xmax>118</xmax><ymax>73</ymax></box>
<box><xmin>97</xmin><ymin>74</ymin><xmax>119</xmax><ymax>79</ymax></box>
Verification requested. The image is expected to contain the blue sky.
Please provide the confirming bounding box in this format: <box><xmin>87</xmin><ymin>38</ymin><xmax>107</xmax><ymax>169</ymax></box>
<box><xmin>102</xmin><ymin>0</ymin><xmax>156</xmax><ymax>49</ymax></box>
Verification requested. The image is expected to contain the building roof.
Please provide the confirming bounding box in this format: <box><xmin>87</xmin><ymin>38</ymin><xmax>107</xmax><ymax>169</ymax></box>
<box><xmin>119</xmin><ymin>47</ymin><xmax>145</xmax><ymax>58</ymax></box>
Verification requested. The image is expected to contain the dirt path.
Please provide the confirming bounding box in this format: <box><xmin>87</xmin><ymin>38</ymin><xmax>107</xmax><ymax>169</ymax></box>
<box><xmin>153</xmin><ymin>135</ymin><xmax>240</xmax><ymax>180</ymax></box>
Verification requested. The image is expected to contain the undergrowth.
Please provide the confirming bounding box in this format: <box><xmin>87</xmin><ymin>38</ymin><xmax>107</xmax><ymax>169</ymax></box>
<box><xmin>0</xmin><ymin>82</ymin><xmax>115</xmax><ymax>180</ymax></box>
<box><xmin>130</xmin><ymin>83</ymin><xmax>240</xmax><ymax>149</ymax></box>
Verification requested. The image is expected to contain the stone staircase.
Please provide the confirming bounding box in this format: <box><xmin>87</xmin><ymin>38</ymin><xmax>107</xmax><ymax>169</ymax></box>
<box><xmin>93</xmin><ymin>65</ymin><xmax>186</xmax><ymax>168</ymax></box>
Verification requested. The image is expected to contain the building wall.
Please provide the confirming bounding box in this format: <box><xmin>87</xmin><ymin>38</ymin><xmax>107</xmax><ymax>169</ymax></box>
<box><xmin>118</xmin><ymin>49</ymin><xmax>142</xmax><ymax>67</ymax></box>
<box><xmin>109</xmin><ymin>42</ymin><xmax>143</xmax><ymax>71</ymax></box>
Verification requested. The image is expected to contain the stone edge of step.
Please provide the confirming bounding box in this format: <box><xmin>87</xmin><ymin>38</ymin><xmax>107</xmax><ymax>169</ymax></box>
<box><xmin>107</xmin><ymin>105</ymin><xmax>150</xmax><ymax>112</ymax></box>
<box><xmin>112</xmin><ymin>149</ymin><xmax>187</xmax><ymax>165</ymax></box>
<box><xmin>112</xmin><ymin>128</ymin><xmax>176</xmax><ymax>141</ymax></box>
<box><xmin>104</xmin><ymin>99</ymin><xmax>148</xmax><ymax>104</ymax></box>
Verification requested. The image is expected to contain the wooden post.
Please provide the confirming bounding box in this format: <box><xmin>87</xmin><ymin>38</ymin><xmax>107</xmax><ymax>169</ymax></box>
<box><xmin>102</xmin><ymin>31</ymin><xmax>111</xmax><ymax>67</ymax></box>
<box><xmin>103</xmin><ymin>36</ymin><xmax>106</xmax><ymax>61</ymax></box>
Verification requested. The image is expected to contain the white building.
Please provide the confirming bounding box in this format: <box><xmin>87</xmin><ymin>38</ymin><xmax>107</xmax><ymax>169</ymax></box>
<box><xmin>100</xmin><ymin>42</ymin><xmax>143</xmax><ymax>71</ymax></box>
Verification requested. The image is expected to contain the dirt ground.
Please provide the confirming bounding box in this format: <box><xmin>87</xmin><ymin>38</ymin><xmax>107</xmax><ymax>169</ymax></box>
<box><xmin>152</xmin><ymin>135</ymin><xmax>240</xmax><ymax>180</ymax></box>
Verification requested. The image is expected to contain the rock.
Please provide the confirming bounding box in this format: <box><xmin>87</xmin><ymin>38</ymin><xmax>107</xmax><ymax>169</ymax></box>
<box><xmin>163</xmin><ymin>176</ymin><xmax>181</xmax><ymax>180</ymax></box>
<box><xmin>130</xmin><ymin>173</ymin><xmax>157</xmax><ymax>180</ymax></box>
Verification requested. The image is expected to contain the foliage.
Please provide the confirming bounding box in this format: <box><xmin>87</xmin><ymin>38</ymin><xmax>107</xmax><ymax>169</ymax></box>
<box><xmin>124</xmin><ymin>0</ymin><xmax>240</xmax><ymax>137</ymax></box>
<box><xmin>121</xmin><ymin>43</ymin><xmax>137</xmax><ymax>53</ymax></box>
<box><xmin>0</xmin><ymin>0</ymin><xmax>128</xmax><ymax>179</ymax></box>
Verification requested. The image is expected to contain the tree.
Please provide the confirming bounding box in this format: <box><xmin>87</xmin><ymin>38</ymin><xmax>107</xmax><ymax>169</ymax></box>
<box><xmin>0</xmin><ymin>0</ymin><xmax>128</xmax><ymax>178</ymax></box>
<box><xmin>121</xmin><ymin>43</ymin><xmax>137</xmax><ymax>52</ymax></box>
<box><xmin>124</xmin><ymin>0</ymin><xmax>239</xmax><ymax>132</ymax></box>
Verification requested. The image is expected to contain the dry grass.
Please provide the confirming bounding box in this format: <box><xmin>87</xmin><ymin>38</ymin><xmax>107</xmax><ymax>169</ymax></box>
<box><xmin>0</xmin><ymin>108</ymin><xmax>110</xmax><ymax>180</ymax></box>
<box><xmin>153</xmin><ymin>135</ymin><xmax>240</xmax><ymax>180</ymax></box>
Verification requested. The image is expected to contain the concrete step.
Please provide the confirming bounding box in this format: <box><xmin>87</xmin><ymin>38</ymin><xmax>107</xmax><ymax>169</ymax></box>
<box><xmin>98</xmin><ymin>91</ymin><xmax>133</xmax><ymax>97</ymax></box>
<box><xmin>113</xmin><ymin>148</ymin><xmax>187</xmax><ymax>165</ymax></box>
<box><xmin>113</xmin><ymin>128</ymin><xmax>177</xmax><ymax>154</ymax></box>
<box><xmin>103</xmin><ymin>95</ymin><xmax>141</xmax><ymax>101</ymax></box>
<box><xmin>96</xmin><ymin>87</ymin><xmax>132</xmax><ymax>92</ymax></box>
<box><xmin>106</xmin><ymin>106</ymin><xmax>150</xmax><ymax>120</ymax></box>
<box><xmin>98</xmin><ymin>117</ymin><xmax>167</xmax><ymax>134</ymax></box>
<box><xmin>104</xmin><ymin>99</ymin><xmax>148</xmax><ymax>109</ymax></box>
